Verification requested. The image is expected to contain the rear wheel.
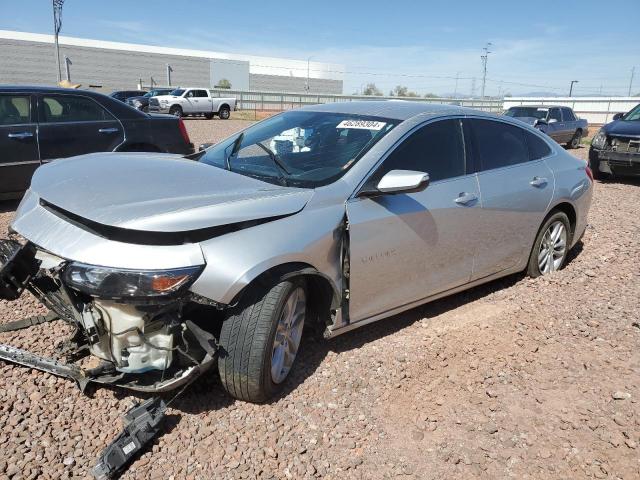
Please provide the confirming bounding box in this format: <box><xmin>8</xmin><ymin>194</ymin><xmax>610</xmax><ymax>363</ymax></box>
<box><xmin>169</xmin><ymin>105</ymin><xmax>182</xmax><ymax>117</ymax></box>
<box><xmin>218</xmin><ymin>278</ymin><xmax>307</xmax><ymax>402</ymax></box>
<box><xmin>568</xmin><ymin>130</ymin><xmax>582</xmax><ymax>149</ymax></box>
<box><xmin>526</xmin><ymin>211</ymin><xmax>571</xmax><ymax>277</ymax></box>
<box><xmin>218</xmin><ymin>105</ymin><xmax>231</xmax><ymax>120</ymax></box>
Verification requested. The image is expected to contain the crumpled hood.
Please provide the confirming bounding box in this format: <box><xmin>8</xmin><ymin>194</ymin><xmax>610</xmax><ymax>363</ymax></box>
<box><xmin>603</xmin><ymin>120</ymin><xmax>640</xmax><ymax>138</ymax></box>
<box><xmin>30</xmin><ymin>152</ymin><xmax>313</xmax><ymax>233</ymax></box>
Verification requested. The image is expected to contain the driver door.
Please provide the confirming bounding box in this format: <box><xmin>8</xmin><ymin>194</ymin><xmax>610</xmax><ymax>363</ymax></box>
<box><xmin>346</xmin><ymin>118</ymin><xmax>481</xmax><ymax>323</ymax></box>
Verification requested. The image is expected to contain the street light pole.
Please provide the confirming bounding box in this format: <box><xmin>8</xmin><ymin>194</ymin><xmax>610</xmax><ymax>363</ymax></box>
<box><xmin>569</xmin><ymin>80</ymin><xmax>579</xmax><ymax>97</ymax></box>
<box><xmin>52</xmin><ymin>0</ymin><xmax>64</xmax><ymax>83</ymax></box>
<box><xmin>629</xmin><ymin>67</ymin><xmax>635</xmax><ymax>96</ymax></box>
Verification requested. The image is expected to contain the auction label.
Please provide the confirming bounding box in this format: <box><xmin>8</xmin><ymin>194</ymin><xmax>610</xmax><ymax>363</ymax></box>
<box><xmin>337</xmin><ymin>119</ymin><xmax>386</xmax><ymax>130</ymax></box>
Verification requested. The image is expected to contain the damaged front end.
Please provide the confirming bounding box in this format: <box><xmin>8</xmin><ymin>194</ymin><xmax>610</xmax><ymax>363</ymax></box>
<box><xmin>0</xmin><ymin>238</ymin><xmax>218</xmax><ymax>392</ymax></box>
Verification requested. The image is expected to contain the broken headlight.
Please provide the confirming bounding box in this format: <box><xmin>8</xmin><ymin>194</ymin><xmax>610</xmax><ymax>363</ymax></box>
<box><xmin>62</xmin><ymin>263</ymin><xmax>204</xmax><ymax>300</ymax></box>
<box><xmin>592</xmin><ymin>129</ymin><xmax>607</xmax><ymax>149</ymax></box>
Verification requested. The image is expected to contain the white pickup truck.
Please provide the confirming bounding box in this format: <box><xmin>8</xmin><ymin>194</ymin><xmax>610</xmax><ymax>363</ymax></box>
<box><xmin>148</xmin><ymin>88</ymin><xmax>237</xmax><ymax>119</ymax></box>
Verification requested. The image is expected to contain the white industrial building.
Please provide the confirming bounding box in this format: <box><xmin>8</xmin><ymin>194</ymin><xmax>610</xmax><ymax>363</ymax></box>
<box><xmin>0</xmin><ymin>30</ymin><xmax>344</xmax><ymax>94</ymax></box>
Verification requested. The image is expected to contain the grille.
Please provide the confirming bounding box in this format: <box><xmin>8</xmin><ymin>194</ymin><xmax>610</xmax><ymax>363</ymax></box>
<box><xmin>609</xmin><ymin>137</ymin><xmax>640</xmax><ymax>154</ymax></box>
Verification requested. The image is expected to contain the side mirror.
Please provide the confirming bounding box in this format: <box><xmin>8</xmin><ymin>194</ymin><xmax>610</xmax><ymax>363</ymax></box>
<box><xmin>535</xmin><ymin>118</ymin><xmax>548</xmax><ymax>126</ymax></box>
<box><xmin>612</xmin><ymin>112</ymin><xmax>625</xmax><ymax>121</ymax></box>
<box><xmin>376</xmin><ymin>170</ymin><xmax>430</xmax><ymax>194</ymax></box>
<box><xmin>548</xmin><ymin>118</ymin><xmax>558</xmax><ymax>124</ymax></box>
<box><xmin>199</xmin><ymin>143</ymin><xmax>214</xmax><ymax>151</ymax></box>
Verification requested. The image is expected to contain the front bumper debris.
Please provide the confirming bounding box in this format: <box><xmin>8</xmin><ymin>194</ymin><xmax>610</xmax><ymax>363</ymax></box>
<box><xmin>91</xmin><ymin>397</ymin><xmax>167</xmax><ymax>480</ymax></box>
<box><xmin>0</xmin><ymin>238</ymin><xmax>219</xmax><ymax>393</ymax></box>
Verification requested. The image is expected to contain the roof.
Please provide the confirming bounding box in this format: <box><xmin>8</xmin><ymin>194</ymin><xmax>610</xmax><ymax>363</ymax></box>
<box><xmin>301</xmin><ymin>100</ymin><xmax>496</xmax><ymax>121</ymax></box>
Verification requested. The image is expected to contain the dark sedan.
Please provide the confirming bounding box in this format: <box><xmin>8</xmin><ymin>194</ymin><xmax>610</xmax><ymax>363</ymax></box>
<box><xmin>589</xmin><ymin>103</ymin><xmax>640</xmax><ymax>179</ymax></box>
<box><xmin>0</xmin><ymin>86</ymin><xmax>194</xmax><ymax>199</ymax></box>
<box><xmin>109</xmin><ymin>90</ymin><xmax>147</xmax><ymax>102</ymax></box>
<box><xmin>126</xmin><ymin>88</ymin><xmax>175</xmax><ymax>112</ymax></box>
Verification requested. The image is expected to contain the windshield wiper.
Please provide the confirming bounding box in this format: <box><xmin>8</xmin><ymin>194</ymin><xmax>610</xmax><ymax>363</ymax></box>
<box><xmin>256</xmin><ymin>142</ymin><xmax>291</xmax><ymax>186</ymax></box>
<box><xmin>225</xmin><ymin>132</ymin><xmax>244</xmax><ymax>170</ymax></box>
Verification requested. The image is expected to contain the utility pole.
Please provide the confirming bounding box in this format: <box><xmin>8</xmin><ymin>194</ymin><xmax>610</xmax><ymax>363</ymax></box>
<box><xmin>480</xmin><ymin>42</ymin><xmax>492</xmax><ymax>99</ymax></box>
<box><xmin>52</xmin><ymin>0</ymin><xmax>64</xmax><ymax>83</ymax></box>
<box><xmin>629</xmin><ymin>67</ymin><xmax>635</xmax><ymax>96</ymax></box>
<box><xmin>569</xmin><ymin>80</ymin><xmax>579</xmax><ymax>97</ymax></box>
<box><xmin>306</xmin><ymin>56</ymin><xmax>313</xmax><ymax>92</ymax></box>
<box><xmin>453</xmin><ymin>72</ymin><xmax>460</xmax><ymax>98</ymax></box>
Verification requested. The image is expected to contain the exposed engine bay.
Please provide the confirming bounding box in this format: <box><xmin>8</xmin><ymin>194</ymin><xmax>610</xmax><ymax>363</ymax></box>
<box><xmin>0</xmin><ymin>238</ymin><xmax>218</xmax><ymax>392</ymax></box>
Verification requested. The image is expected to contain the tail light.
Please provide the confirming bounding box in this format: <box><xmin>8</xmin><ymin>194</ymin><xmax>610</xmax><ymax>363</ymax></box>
<box><xmin>585</xmin><ymin>165</ymin><xmax>594</xmax><ymax>182</ymax></box>
<box><xmin>177</xmin><ymin>118</ymin><xmax>191</xmax><ymax>145</ymax></box>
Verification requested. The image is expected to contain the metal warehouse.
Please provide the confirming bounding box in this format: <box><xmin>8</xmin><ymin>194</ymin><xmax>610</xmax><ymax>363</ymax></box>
<box><xmin>0</xmin><ymin>30</ymin><xmax>344</xmax><ymax>94</ymax></box>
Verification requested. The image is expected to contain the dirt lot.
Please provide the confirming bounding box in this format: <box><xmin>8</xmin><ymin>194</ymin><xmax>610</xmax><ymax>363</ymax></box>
<box><xmin>1</xmin><ymin>121</ymin><xmax>639</xmax><ymax>479</ymax></box>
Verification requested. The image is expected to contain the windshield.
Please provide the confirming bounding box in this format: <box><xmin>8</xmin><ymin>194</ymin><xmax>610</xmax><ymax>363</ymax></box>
<box><xmin>621</xmin><ymin>104</ymin><xmax>640</xmax><ymax>121</ymax></box>
<box><xmin>505</xmin><ymin>107</ymin><xmax>548</xmax><ymax>119</ymax></box>
<box><xmin>170</xmin><ymin>89</ymin><xmax>185</xmax><ymax>96</ymax></box>
<box><xmin>197</xmin><ymin>111</ymin><xmax>398</xmax><ymax>188</ymax></box>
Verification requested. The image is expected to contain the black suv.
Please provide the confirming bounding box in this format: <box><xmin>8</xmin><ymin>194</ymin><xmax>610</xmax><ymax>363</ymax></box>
<box><xmin>0</xmin><ymin>86</ymin><xmax>194</xmax><ymax>199</ymax></box>
<box><xmin>109</xmin><ymin>90</ymin><xmax>147</xmax><ymax>102</ymax></box>
<box><xmin>589</xmin><ymin>103</ymin><xmax>640</xmax><ymax>179</ymax></box>
<box><xmin>126</xmin><ymin>88</ymin><xmax>175</xmax><ymax>112</ymax></box>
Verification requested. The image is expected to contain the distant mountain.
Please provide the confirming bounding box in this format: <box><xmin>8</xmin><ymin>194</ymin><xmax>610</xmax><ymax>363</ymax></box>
<box><xmin>516</xmin><ymin>91</ymin><xmax>562</xmax><ymax>97</ymax></box>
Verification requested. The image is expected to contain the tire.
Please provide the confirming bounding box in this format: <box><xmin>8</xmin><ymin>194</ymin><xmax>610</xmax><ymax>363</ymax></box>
<box><xmin>218</xmin><ymin>278</ymin><xmax>307</xmax><ymax>403</ymax></box>
<box><xmin>168</xmin><ymin>105</ymin><xmax>182</xmax><ymax>117</ymax></box>
<box><xmin>526</xmin><ymin>211</ymin><xmax>571</xmax><ymax>278</ymax></box>
<box><xmin>218</xmin><ymin>105</ymin><xmax>231</xmax><ymax>120</ymax></box>
<box><xmin>568</xmin><ymin>130</ymin><xmax>582</xmax><ymax>149</ymax></box>
<box><xmin>204</xmin><ymin>112</ymin><xmax>214</xmax><ymax>120</ymax></box>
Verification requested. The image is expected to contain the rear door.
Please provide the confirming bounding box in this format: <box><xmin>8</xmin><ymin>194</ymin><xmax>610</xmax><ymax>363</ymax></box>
<box><xmin>0</xmin><ymin>93</ymin><xmax>39</xmax><ymax>196</ymax></box>
<box><xmin>346</xmin><ymin>118</ymin><xmax>481</xmax><ymax>323</ymax></box>
<box><xmin>37</xmin><ymin>93</ymin><xmax>124</xmax><ymax>161</ymax></box>
<box><xmin>468</xmin><ymin>118</ymin><xmax>554</xmax><ymax>279</ymax></box>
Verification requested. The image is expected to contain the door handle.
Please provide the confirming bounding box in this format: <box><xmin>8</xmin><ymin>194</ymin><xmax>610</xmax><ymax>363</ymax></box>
<box><xmin>98</xmin><ymin>128</ymin><xmax>119</xmax><ymax>134</ymax></box>
<box><xmin>530</xmin><ymin>176</ymin><xmax>548</xmax><ymax>188</ymax></box>
<box><xmin>454</xmin><ymin>192</ymin><xmax>478</xmax><ymax>205</ymax></box>
<box><xmin>7</xmin><ymin>132</ymin><xmax>34</xmax><ymax>139</ymax></box>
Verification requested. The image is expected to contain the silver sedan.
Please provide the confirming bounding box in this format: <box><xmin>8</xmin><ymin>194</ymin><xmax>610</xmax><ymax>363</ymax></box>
<box><xmin>0</xmin><ymin>101</ymin><xmax>593</xmax><ymax>402</ymax></box>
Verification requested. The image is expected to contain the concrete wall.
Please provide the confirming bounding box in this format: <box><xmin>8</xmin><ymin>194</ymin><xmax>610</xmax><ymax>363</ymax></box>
<box><xmin>249</xmin><ymin>74</ymin><xmax>343</xmax><ymax>94</ymax></box>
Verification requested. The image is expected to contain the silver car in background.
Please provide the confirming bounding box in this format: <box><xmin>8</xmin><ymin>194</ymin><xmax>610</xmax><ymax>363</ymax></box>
<box><xmin>0</xmin><ymin>102</ymin><xmax>593</xmax><ymax>402</ymax></box>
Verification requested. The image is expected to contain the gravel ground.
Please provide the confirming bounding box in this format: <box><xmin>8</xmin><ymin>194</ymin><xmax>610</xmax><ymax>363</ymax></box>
<box><xmin>1</xmin><ymin>132</ymin><xmax>640</xmax><ymax>479</ymax></box>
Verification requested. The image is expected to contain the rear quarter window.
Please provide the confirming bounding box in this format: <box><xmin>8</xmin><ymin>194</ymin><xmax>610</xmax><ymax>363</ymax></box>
<box><xmin>524</xmin><ymin>130</ymin><xmax>552</xmax><ymax>160</ymax></box>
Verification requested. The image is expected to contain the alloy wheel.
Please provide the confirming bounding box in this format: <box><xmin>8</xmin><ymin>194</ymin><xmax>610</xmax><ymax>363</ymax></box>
<box><xmin>537</xmin><ymin>220</ymin><xmax>567</xmax><ymax>274</ymax></box>
<box><xmin>271</xmin><ymin>287</ymin><xmax>306</xmax><ymax>384</ymax></box>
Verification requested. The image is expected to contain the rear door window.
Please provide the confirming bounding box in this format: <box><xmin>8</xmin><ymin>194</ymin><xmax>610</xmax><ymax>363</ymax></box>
<box><xmin>40</xmin><ymin>95</ymin><xmax>115</xmax><ymax>123</ymax></box>
<box><xmin>0</xmin><ymin>95</ymin><xmax>31</xmax><ymax>125</ymax></box>
<box><xmin>523</xmin><ymin>130</ymin><xmax>552</xmax><ymax>160</ymax></box>
<box><xmin>471</xmin><ymin>119</ymin><xmax>530</xmax><ymax>170</ymax></box>
<box><xmin>195</xmin><ymin>90</ymin><xmax>209</xmax><ymax>98</ymax></box>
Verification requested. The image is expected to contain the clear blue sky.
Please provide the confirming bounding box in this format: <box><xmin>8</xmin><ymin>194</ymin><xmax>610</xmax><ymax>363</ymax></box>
<box><xmin>1</xmin><ymin>0</ymin><xmax>639</xmax><ymax>96</ymax></box>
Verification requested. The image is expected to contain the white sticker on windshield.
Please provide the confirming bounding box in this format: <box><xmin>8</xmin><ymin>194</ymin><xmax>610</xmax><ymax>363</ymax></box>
<box><xmin>336</xmin><ymin>120</ymin><xmax>386</xmax><ymax>131</ymax></box>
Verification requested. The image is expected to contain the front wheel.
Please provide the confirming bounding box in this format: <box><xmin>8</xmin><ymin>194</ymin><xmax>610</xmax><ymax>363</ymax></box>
<box><xmin>526</xmin><ymin>211</ymin><xmax>571</xmax><ymax>278</ymax></box>
<box><xmin>204</xmin><ymin>112</ymin><xmax>214</xmax><ymax>120</ymax></box>
<box><xmin>218</xmin><ymin>278</ymin><xmax>307</xmax><ymax>402</ymax></box>
<box><xmin>168</xmin><ymin>105</ymin><xmax>182</xmax><ymax>117</ymax></box>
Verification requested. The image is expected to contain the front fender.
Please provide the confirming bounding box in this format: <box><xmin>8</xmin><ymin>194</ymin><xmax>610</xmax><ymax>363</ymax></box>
<box><xmin>189</xmin><ymin>203</ymin><xmax>346</xmax><ymax>305</ymax></box>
